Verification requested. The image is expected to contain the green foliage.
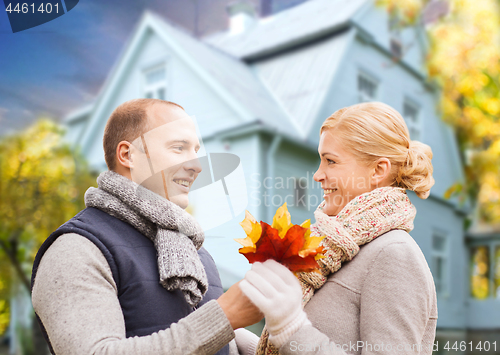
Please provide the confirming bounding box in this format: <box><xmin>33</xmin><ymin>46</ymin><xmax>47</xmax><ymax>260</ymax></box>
<box><xmin>0</xmin><ymin>292</ymin><xmax>9</xmax><ymax>336</ymax></box>
<box><xmin>0</xmin><ymin>119</ymin><xmax>97</xmax><ymax>333</ymax></box>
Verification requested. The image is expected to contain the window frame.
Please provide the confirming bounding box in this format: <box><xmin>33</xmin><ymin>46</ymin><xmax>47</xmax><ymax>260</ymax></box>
<box><xmin>293</xmin><ymin>176</ymin><xmax>308</xmax><ymax>210</ymax></box>
<box><xmin>357</xmin><ymin>71</ymin><xmax>379</xmax><ymax>103</ymax></box>
<box><xmin>469</xmin><ymin>244</ymin><xmax>491</xmax><ymax>300</ymax></box>
<box><xmin>403</xmin><ymin>98</ymin><xmax>422</xmax><ymax>141</ymax></box>
<box><xmin>468</xmin><ymin>238</ymin><xmax>500</xmax><ymax>300</ymax></box>
<box><xmin>493</xmin><ymin>243</ymin><xmax>500</xmax><ymax>299</ymax></box>
<box><xmin>431</xmin><ymin>230</ymin><xmax>450</xmax><ymax>299</ymax></box>
<box><xmin>142</xmin><ymin>62</ymin><xmax>168</xmax><ymax>100</ymax></box>
<box><xmin>388</xmin><ymin>16</ymin><xmax>403</xmax><ymax>60</ymax></box>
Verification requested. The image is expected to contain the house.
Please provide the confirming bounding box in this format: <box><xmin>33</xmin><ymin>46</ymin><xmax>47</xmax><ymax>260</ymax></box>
<box><xmin>64</xmin><ymin>0</ymin><xmax>499</xmax><ymax>348</ymax></box>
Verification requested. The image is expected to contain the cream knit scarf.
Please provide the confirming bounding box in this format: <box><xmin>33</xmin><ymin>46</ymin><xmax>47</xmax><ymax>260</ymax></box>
<box><xmin>84</xmin><ymin>171</ymin><xmax>208</xmax><ymax>307</ymax></box>
<box><xmin>257</xmin><ymin>187</ymin><xmax>417</xmax><ymax>355</ymax></box>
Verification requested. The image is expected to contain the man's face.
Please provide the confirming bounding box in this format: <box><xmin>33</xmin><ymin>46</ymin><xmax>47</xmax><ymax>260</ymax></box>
<box><xmin>129</xmin><ymin>104</ymin><xmax>202</xmax><ymax>209</ymax></box>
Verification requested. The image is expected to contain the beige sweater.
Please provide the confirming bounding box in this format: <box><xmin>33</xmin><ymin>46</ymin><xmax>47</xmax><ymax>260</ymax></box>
<box><xmin>32</xmin><ymin>233</ymin><xmax>239</xmax><ymax>355</ymax></box>
<box><xmin>280</xmin><ymin>229</ymin><xmax>438</xmax><ymax>355</ymax></box>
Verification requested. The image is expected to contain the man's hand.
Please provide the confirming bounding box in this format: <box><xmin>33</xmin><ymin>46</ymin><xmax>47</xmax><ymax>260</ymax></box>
<box><xmin>217</xmin><ymin>281</ymin><xmax>263</xmax><ymax>329</ymax></box>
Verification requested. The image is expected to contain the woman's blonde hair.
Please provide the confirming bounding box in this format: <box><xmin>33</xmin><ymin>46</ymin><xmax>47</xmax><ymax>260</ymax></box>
<box><xmin>320</xmin><ymin>102</ymin><xmax>435</xmax><ymax>199</ymax></box>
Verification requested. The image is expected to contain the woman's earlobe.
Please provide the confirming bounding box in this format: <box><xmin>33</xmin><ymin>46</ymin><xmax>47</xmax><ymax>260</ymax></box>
<box><xmin>371</xmin><ymin>158</ymin><xmax>391</xmax><ymax>187</ymax></box>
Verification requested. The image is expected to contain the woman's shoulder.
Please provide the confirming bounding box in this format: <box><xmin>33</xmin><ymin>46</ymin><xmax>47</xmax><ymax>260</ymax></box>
<box><xmin>357</xmin><ymin>229</ymin><xmax>426</xmax><ymax>262</ymax></box>
<box><xmin>360</xmin><ymin>230</ymin><xmax>431</xmax><ymax>273</ymax></box>
<box><xmin>367</xmin><ymin>229</ymin><xmax>418</xmax><ymax>248</ymax></box>
<box><xmin>329</xmin><ymin>229</ymin><xmax>434</xmax><ymax>291</ymax></box>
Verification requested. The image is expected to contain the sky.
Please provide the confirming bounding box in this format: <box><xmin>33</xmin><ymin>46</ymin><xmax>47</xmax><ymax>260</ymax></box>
<box><xmin>0</xmin><ymin>0</ymin><xmax>263</xmax><ymax>134</ymax></box>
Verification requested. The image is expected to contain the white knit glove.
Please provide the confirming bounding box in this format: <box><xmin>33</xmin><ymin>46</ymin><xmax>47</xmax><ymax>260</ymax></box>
<box><xmin>239</xmin><ymin>260</ymin><xmax>311</xmax><ymax>348</ymax></box>
<box><xmin>234</xmin><ymin>328</ymin><xmax>259</xmax><ymax>355</ymax></box>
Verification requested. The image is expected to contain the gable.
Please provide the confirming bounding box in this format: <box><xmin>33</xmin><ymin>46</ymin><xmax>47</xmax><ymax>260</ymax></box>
<box><xmin>73</xmin><ymin>12</ymin><xmax>300</xmax><ymax>166</ymax></box>
<box><xmin>253</xmin><ymin>29</ymin><xmax>354</xmax><ymax>137</ymax></box>
<box><xmin>80</xmin><ymin>27</ymin><xmax>247</xmax><ymax>169</ymax></box>
<box><xmin>150</xmin><ymin>13</ymin><xmax>298</xmax><ymax>138</ymax></box>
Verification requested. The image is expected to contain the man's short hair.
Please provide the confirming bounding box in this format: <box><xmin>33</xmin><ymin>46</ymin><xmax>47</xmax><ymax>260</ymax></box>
<box><xmin>103</xmin><ymin>98</ymin><xmax>184</xmax><ymax>170</ymax></box>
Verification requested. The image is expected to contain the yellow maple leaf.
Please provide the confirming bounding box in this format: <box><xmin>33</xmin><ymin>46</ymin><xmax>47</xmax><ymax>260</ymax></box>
<box><xmin>235</xmin><ymin>210</ymin><xmax>262</xmax><ymax>253</ymax></box>
<box><xmin>298</xmin><ymin>219</ymin><xmax>325</xmax><ymax>258</ymax></box>
<box><xmin>300</xmin><ymin>219</ymin><xmax>311</xmax><ymax>238</ymax></box>
<box><xmin>272</xmin><ymin>202</ymin><xmax>293</xmax><ymax>239</ymax></box>
<box><xmin>235</xmin><ymin>203</ymin><xmax>326</xmax><ymax>272</ymax></box>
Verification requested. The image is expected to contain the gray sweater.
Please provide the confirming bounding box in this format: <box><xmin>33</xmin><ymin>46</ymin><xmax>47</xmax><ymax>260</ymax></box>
<box><xmin>31</xmin><ymin>233</ymin><xmax>239</xmax><ymax>355</ymax></box>
<box><xmin>280</xmin><ymin>229</ymin><xmax>438</xmax><ymax>355</ymax></box>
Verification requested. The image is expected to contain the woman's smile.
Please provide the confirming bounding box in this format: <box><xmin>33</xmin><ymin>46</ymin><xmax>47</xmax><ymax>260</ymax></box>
<box><xmin>322</xmin><ymin>188</ymin><xmax>337</xmax><ymax>197</ymax></box>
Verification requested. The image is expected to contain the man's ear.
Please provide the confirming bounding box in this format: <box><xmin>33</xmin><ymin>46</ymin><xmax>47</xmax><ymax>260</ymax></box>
<box><xmin>371</xmin><ymin>158</ymin><xmax>392</xmax><ymax>188</ymax></box>
<box><xmin>116</xmin><ymin>141</ymin><xmax>132</xmax><ymax>169</ymax></box>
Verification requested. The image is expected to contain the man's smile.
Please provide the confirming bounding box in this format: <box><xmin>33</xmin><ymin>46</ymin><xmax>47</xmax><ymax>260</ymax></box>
<box><xmin>173</xmin><ymin>178</ymin><xmax>193</xmax><ymax>190</ymax></box>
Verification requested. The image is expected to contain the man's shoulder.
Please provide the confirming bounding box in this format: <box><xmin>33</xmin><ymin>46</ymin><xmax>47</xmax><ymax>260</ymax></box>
<box><xmin>56</xmin><ymin>207</ymin><xmax>152</xmax><ymax>248</ymax></box>
<box><xmin>33</xmin><ymin>232</ymin><xmax>117</xmax><ymax>296</ymax></box>
<box><xmin>41</xmin><ymin>233</ymin><xmax>111</xmax><ymax>270</ymax></box>
<box><xmin>48</xmin><ymin>232</ymin><xmax>100</xmax><ymax>253</ymax></box>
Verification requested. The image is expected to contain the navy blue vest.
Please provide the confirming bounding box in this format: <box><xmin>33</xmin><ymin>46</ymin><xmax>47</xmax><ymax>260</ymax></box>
<box><xmin>31</xmin><ymin>207</ymin><xmax>229</xmax><ymax>355</ymax></box>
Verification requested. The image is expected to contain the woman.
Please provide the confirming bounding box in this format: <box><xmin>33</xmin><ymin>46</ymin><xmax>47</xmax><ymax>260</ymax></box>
<box><xmin>239</xmin><ymin>102</ymin><xmax>438</xmax><ymax>355</ymax></box>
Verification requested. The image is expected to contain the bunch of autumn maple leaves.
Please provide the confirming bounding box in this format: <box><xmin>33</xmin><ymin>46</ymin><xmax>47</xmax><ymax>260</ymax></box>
<box><xmin>235</xmin><ymin>203</ymin><xmax>325</xmax><ymax>273</ymax></box>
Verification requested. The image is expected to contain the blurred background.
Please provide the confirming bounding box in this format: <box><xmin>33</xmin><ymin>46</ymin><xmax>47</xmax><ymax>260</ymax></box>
<box><xmin>1</xmin><ymin>0</ymin><xmax>500</xmax><ymax>354</ymax></box>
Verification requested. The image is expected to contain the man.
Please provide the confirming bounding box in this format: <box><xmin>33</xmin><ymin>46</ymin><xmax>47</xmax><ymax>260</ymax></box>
<box><xmin>31</xmin><ymin>99</ymin><xmax>262</xmax><ymax>354</ymax></box>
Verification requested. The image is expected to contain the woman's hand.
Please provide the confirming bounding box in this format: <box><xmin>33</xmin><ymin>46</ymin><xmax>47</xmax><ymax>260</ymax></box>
<box><xmin>239</xmin><ymin>260</ymin><xmax>311</xmax><ymax>348</ymax></box>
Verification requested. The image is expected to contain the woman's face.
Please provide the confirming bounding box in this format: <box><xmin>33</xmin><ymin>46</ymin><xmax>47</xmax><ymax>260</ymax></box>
<box><xmin>313</xmin><ymin>131</ymin><xmax>376</xmax><ymax>216</ymax></box>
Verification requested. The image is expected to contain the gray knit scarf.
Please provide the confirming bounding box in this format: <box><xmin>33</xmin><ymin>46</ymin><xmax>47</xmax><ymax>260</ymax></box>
<box><xmin>84</xmin><ymin>171</ymin><xmax>208</xmax><ymax>307</ymax></box>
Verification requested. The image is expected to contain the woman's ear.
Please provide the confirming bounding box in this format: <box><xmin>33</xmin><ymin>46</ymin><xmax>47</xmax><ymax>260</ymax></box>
<box><xmin>116</xmin><ymin>141</ymin><xmax>133</xmax><ymax>169</ymax></box>
<box><xmin>371</xmin><ymin>158</ymin><xmax>392</xmax><ymax>188</ymax></box>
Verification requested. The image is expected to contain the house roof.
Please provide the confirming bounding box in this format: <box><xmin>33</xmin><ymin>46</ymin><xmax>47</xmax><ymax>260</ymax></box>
<box><xmin>76</xmin><ymin>11</ymin><xmax>307</xmax><ymax>150</ymax></box>
<box><xmin>253</xmin><ymin>28</ymin><xmax>354</xmax><ymax>136</ymax></box>
<box><xmin>74</xmin><ymin>0</ymin><xmax>371</xmax><ymax>149</ymax></box>
<box><xmin>204</xmin><ymin>0</ymin><xmax>368</xmax><ymax>60</ymax></box>
<box><xmin>148</xmin><ymin>12</ymin><xmax>303</xmax><ymax>139</ymax></box>
<box><xmin>65</xmin><ymin>102</ymin><xmax>94</xmax><ymax>124</ymax></box>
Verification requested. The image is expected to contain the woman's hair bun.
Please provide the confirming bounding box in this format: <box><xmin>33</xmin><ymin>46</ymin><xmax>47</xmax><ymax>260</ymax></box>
<box><xmin>320</xmin><ymin>102</ymin><xmax>435</xmax><ymax>199</ymax></box>
<box><xmin>395</xmin><ymin>140</ymin><xmax>435</xmax><ymax>199</ymax></box>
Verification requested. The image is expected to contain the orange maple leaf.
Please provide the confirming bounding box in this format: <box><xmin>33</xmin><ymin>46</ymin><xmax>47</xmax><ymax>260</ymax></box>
<box><xmin>235</xmin><ymin>203</ymin><xmax>325</xmax><ymax>272</ymax></box>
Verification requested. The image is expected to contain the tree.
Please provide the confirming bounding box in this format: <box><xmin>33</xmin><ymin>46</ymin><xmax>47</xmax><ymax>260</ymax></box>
<box><xmin>378</xmin><ymin>0</ymin><xmax>500</xmax><ymax>224</ymax></box>
<box><xmin>0</xmin><ymin>119</ymin><xmax>96</xmax><ymax>351</ymax></box>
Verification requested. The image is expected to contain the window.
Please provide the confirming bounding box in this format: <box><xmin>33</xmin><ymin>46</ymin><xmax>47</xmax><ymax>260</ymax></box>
<box><xmin>390</xmin><ymin>37</ymin><xmax>403</xmax><ymax>59</ymax></box>
<box><xmin>470</xmin><ymin>246</ymin><xmax>490</xmax><ymax>299</ymax></box>
<box><xmin>431</xmin><ymin>232</ymin><xmax>448</xmax><ymax>296</ymax></box>
<box><xmin>143</xmin><ymin>65</ymin><xmax>167</xmax><ymax>100</ymax></box>
<box><xmin>403</xmin><ymin>100</ymin><xmax>421</xmax><ymax>140</ymax></box>
<box><xmin>294</xmin><ymin>177</ymin><xmax>307</xmax><ymax>208</ymax></box>
<box><xmin>357</xmin><ymin>72</ymin><xmax>378</xmax><ymax>103</ymax></box>
<box><xmin>388</xmin><ymin>11</ymin><xmax>403</xmax><ymax>60</ymax></box>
